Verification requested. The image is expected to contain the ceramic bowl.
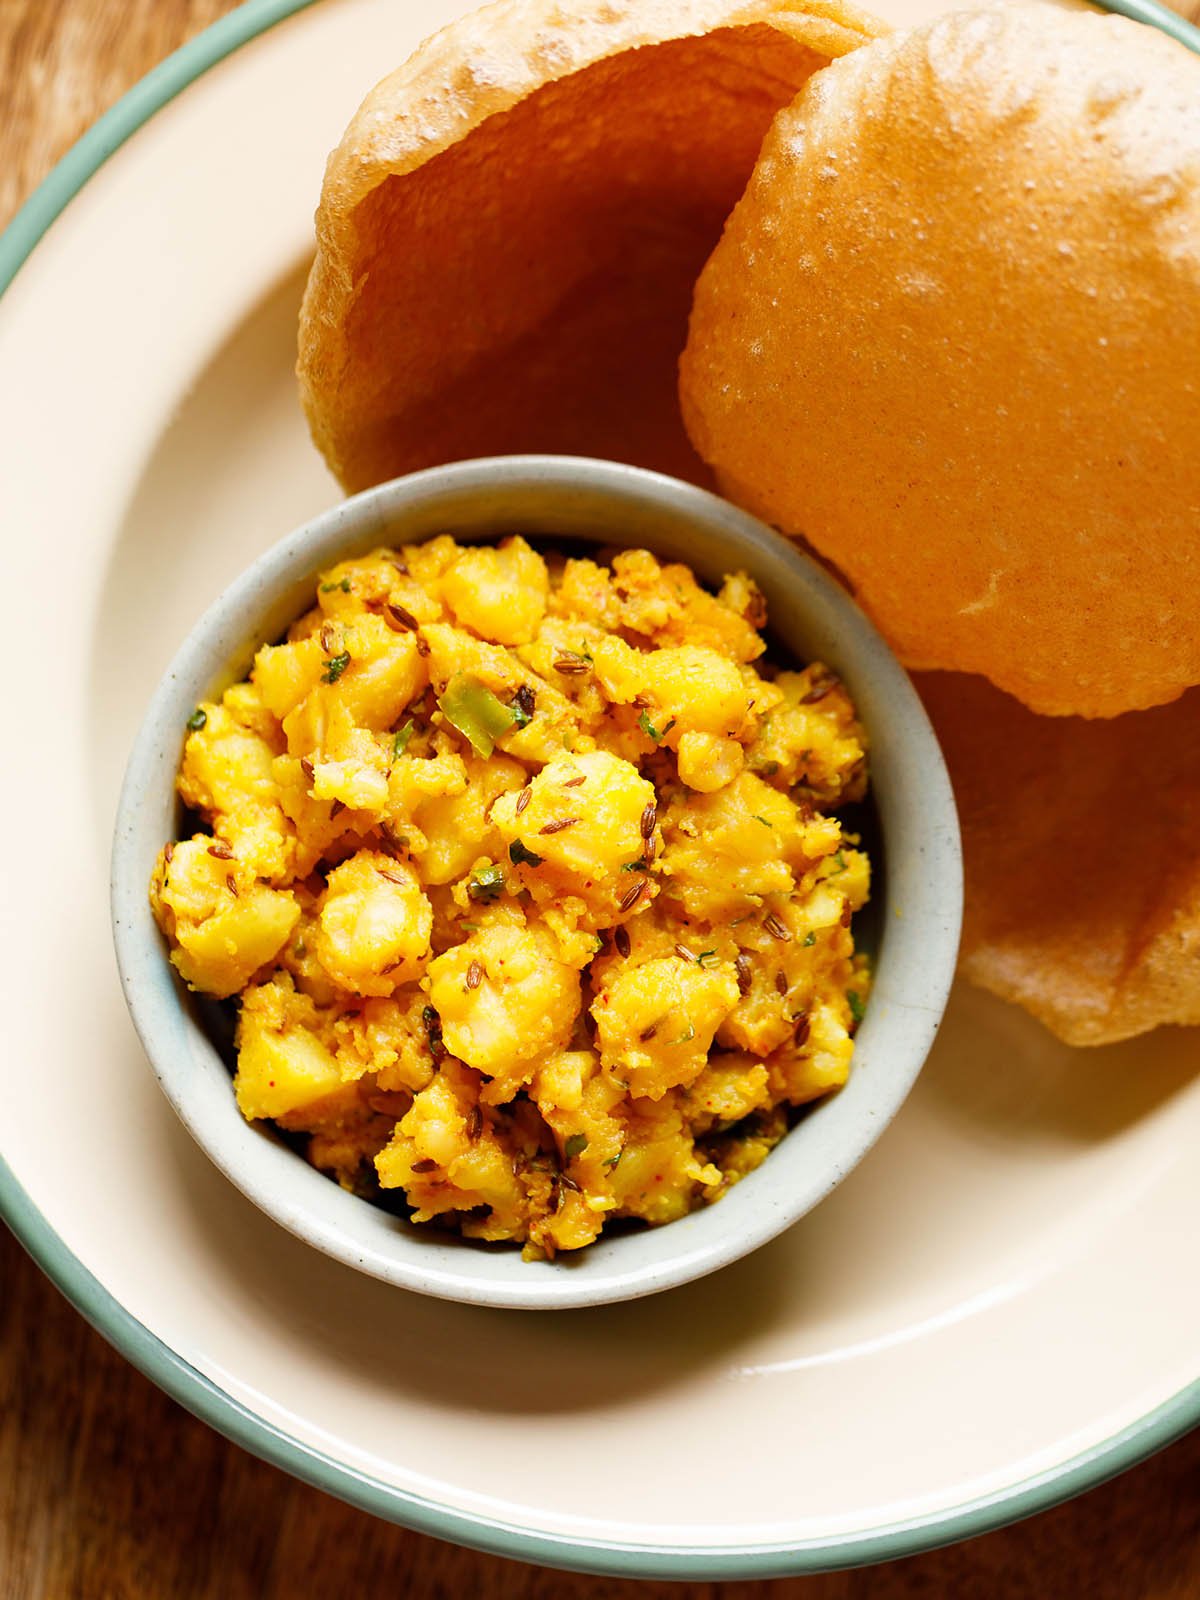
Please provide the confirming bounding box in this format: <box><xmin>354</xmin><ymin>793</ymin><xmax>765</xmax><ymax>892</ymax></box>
<box><xmin>111</xmin><ymin>454</ymin><xmax>961</xmax><ymax>1310</ymax></box>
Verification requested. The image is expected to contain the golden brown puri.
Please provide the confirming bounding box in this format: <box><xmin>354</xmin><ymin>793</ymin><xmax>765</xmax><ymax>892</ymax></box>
<box><xmin>298</xmin><ymin>0</ymin><xmax>885</xmax><ymax>493</ymax></box>
<box><xmin>681</xmin><ymin>5</ymin><xmax>1200</xmax><ymax>719</ymax></box>
<box><xmin>917</xmin><ymin>671</ymin><xmax>1200</xmax><ymax>1047</ymax></box>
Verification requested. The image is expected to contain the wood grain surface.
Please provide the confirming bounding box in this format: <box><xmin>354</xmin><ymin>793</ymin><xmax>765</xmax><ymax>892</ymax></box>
<box><xmin>2</xmin><ymin>2</ymin><xmax>1199</xmax><ymax>1596</ymax></box>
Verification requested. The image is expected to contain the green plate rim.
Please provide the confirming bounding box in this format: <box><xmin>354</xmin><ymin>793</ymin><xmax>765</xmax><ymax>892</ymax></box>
<box><xmin>1</xmin><ymin>0</ymin><xmax>1197</xmax><ymax>1576</ymax></box>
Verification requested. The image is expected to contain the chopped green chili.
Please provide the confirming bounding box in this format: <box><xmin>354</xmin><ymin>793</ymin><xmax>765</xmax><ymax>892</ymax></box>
<box><xmin>438</xmin><ymin>673</ymin><xmax>517</xmax><ymax>757</ymax></box>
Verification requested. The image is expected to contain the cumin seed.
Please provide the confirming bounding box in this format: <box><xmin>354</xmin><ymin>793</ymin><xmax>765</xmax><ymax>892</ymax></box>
<box><xmin>330</xmin><ymin>799</ymin><xmax>345</xmax><ymax>819</ymax></box>
<box><xmin>639</xmin><ymin>1022</ymin><xmax>659</xmax><ymax>1041</ymax></box>
<box><xmin>793</xmin><ymin>1013</ymin><xmax>811</xmax><ymax>1046</ymax></box>
<box><xmin>515</xmin><ymin>787</ymin><xmax>532</xmax><ymax>816</ymax></box>
<box><xmin>376</xmin><ymin>867</ymin><xmax>409</xmax><ymax>886</ymax></box>
<box><xmin>763</xmin><ymin>913</ymin><xmax>791</xmax><ymax>942</ymax></box>
<box><xmin>735</xmin><ymin>953</ymin><xmax>753</xmax><ymax>995</ymax></box>
<box><xmin>554</xmin><ymin>654</ymin><xmax>590</xmax><ymax>675</ymax></box>
<box><xmin>801</xmin><ymin>673</ymin><xmax>839</xmax><ymax>705</ymax></box>
<box><xmin>319</xmin><ymin>622</ymin><xmax>336</xmax><ymax>654</ymax></box>
<box><xmin>300</xmin><ymin>757</ymin><xmax>315</xmax><ymax>782</ymax></box>
<box><xmin>411</xmin><ymin>1158</ymin><xmax>437</xmax><ymax>1174</ymax></box>
<box><xmin>618</xmin><ymin>879</ymin><xmax>646</xmax><ymax>913</ymax></box>
<box><xmin>466</xmin><ymin>960</ymin><xmax>483</xmax><ymax>991</ymax></box>
<box><xmin>539</xmin><ymin>817</ymin><xmax>578</xmax><ymax>835</ymax></box>
<box><xmin>673</xmin><ymin>943</ymin><xmax>694</xmax><ymax>963</ymax></box>
<box><xmin>225</xmin><ymin>874</ymin><xmax>238</xmax><ymax>898</ymax></box>
<box><xmin>614</xmin><ymin>925</ymin><xmax>631</xmax><ymax>958</ymax></box>
<box><xmin>775</xmin><ymin>971</ymin><xmax>788</xmax><ymax>996</ymax></box>
<box><xmin>563</xmin><ymin>775</ymin><xmax>586</xmax><ymax>788</ymax></box>
<box><xmin>640</xmin><ymin>802</ymin><xmax>657</xmax><ymax>840</ymax></box>
<box><xmin>207</xmin><ymin>840</ymin><xmax>233</xmax><ymax>860</ymax></box>
<box><xmin>383</xmin><ymin>601</ymin><xmax>420</xmax><ymax>633</ymax></box>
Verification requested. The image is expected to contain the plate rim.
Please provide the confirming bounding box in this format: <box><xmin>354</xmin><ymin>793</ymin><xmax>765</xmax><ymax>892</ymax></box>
<box><xmin>1</xmin><ymin>0</ymin><xmax>1197</xmax><ymax>1577</ymax></box>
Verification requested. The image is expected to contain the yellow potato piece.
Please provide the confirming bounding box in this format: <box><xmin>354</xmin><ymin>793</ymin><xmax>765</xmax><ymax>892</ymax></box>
<box><xmin>425</xmin><ymin>920</ymin><xmax>580</xmax><ymax>1087</ymax></box>
<box><xmin>591</xmin><ymin>955</ymin><xmax>739</xmax><ymax>1099</ymax></box>
<box><xmin>316</xmin><ymin>852</ymin><xmax>432</xmax><ymax>996</ymax></box>
<box><xmin>439</xmin><ymin>537</ymin><xmax>549</xmax><ymax>647</ymax></box>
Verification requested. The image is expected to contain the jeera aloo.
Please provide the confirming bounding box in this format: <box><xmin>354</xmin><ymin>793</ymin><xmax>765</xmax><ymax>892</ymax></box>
<box><xmin>151</xmin><ymin>537</ymin><xmax>871</xmax><ymax>1258</ymax></box>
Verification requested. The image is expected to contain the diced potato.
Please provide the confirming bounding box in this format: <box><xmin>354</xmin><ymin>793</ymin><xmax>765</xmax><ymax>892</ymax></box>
<box><xmin>177</xmin><ymin>700</ymin><xmax>293</xmax><ymax>881</ymax></box>
<box><xmin>745</xmin><ymin>665</ymin><xmax>868</xmax><ymax>805</ymax></box>
<box><xmin>425</xmin><ymin>920</ymin><xmax>579</xmax><ymax>1087</ymax></box>
<box><xmin>489</xmin><ymin>748</ymin><xmax>656</xmax><ymax>923</ymax></box>
<box><xmin>676</xmin><ymin>731</ymin><xmax>744</xmax><ymax>792</ymax></box>
<box><xmin>591</xmin><ymin>955</ymin><xmax>739</xmax><ymax>1099</ymax></box>
<box><xmin>686</xmin><ymin>1054</ymin><xmax>771</xmax><ymax>1134</ymax></box>
<box><xmin>658</xmin><ymin>771</ymin><xmax>823</xmax><ymax>922</ymax></box>
<box><xmin>608</xmin><ymin>1096</ymin><xmax>721</xmax><ymax>1225</ymax></box>
<box><xmin>413</xmin><ymin>753</ymin><xmax>524</xmax><ymax>884</ymax></box>
<box><xmin>315</xmin><ymin>851</ymin><xmax>432</xmax><ymax>995</ymax></box>
<box><xmin>439</xmin><ymin>536</ymin><xmax>549</xmax><ymax>646</ymax></box>
<box><xmin>767</xmin><ymin>1000</ymin><xmax>856</xmax><ymax>1106</ymax></box>
<box><xmin>252</xmin><ymin>635</ymin><xmax>325</xmax><ymax>722</ymax></box>
<box><xmin>151</xmin><ymin>837</ymin><xmax>299</xmax><ymax>998</ymax></box>
<box><xmin>639</xmin><ymin>646</ymin><xmax>752</xmax><ymax>745</ymax></box>
<box><xmin>234</xmin><ymin>977</ymin><xmax>342</xmax><ymax>1120</ymax></box>
<box><xmin>328</xmin><ymin>988</ymin><xmax>436</xmax><ymax>1093</ymax></box>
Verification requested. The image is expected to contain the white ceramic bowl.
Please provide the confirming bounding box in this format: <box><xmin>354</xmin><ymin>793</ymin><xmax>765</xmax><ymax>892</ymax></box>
<box><xmin>111</xmin><ymin>455</ymin><xmax>961</xmax><ymax>1310</ymax></box>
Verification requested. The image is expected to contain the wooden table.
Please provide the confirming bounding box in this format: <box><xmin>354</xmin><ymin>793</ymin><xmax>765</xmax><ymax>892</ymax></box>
<box><xmin>2</xmin><ymin>3</ymin><xmax>1198</xmax><ymax>1594</ymax></box>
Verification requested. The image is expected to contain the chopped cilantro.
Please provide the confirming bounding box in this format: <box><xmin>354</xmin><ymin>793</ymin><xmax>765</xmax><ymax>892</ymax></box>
<box><xmin>563</xmin><ymin>1133</ymin><xmax>589</xmax><ymax>1162</ymax></box>
<box><xmin>803</xmin><ymin>932</ymin><xmax>816</xmax><ymax>947</ymax></box>
<box><xmin>848</xmin><ymin>991</ymin><xmax>866</xmax><ymax>1024</ymax></box>
<box><xmin>697</xmin><ymin>950</ymin><xmax>719</xmax><ymax>968</ymax></box>
<box><xmin>186</xmin><ymin>708</ymin><xmax>207</xmax><ymax>731</ymax></box>
<box><xmin>320</xmin><ymin>578</ymin><xmax>351</xmax><ymax>593</ymax></box>
<box><xmin>621</xmin><ymin>857</ymin><xmax>649</xmax><ymax>872</ymax></box>
<box><xmin>509</xmin><ymin>840</ymin><xmax>543</xmax><ymax>868</ymax></box>
<box><xmin>508</xmin><ymin>684</ymin><xmax>535</xmax><ymax>729</ymax></box>
<box><xmin>391</xmin><ymin>721</ymin><xmax>414</xmax><ymax>758</ymax></box>
<box><xmin>671</xmin><ymin>1024</ymin><xmax>696</xmax><ymax>1045</ymax></box>
<box><xmin>604</xmin><ymin>1152</ymin><xmax>622</xmax><ymax>1170</ymax></box>
<box><xmin>321</xmin><ymin>651</ymin><xmax>351</xmax><ymax>684</ymax></box>
<box><xmin>637</xmin><ymin>709</ymin><xmax>677</xmax><ymax>743</ymax></box>
<box><xmin>830</xmin><ymin>850</ymin><xmax>847</xmax><ymax>875</ymax></box>
<box><xmin>753</xmin><ymin>815</ymin><xmax>773</xmax><ymax>828</ymax></box>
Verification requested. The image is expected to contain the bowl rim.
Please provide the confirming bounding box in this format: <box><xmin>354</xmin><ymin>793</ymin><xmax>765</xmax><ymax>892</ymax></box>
<box><xmin>110</xmin><ymin>452</ymin><xmax>962</xmax><ymax>1312</ymax></box>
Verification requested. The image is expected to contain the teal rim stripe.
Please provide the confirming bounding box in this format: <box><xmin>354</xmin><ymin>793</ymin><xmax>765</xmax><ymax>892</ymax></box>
<box><xmin>1</xmin><ymin>0</ymin><xmax>1197</xmax><ymax>1577</ymax></box>
<box><xmin>0</xmin><ymin>0</ymin><xmax>320</xmax><ymax>298</ymax></box>
<box><xmin>1090</xmin><ymin>0</ymin><xmax>1200</xmax><ymax>43</ymax></box>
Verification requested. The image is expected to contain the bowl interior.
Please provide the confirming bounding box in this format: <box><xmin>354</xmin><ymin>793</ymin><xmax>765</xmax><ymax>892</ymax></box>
<box><xmin>111</xmin><ymin>455</ymin><xmax>961</xmax><ymax>1310</ymax></box>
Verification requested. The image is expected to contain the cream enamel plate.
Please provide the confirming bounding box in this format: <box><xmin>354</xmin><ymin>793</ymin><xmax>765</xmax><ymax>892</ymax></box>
<box><xmin>1</xmin><ymin>0</ymin><xmax>1198</xmax><ymax>1577</ymax></box>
